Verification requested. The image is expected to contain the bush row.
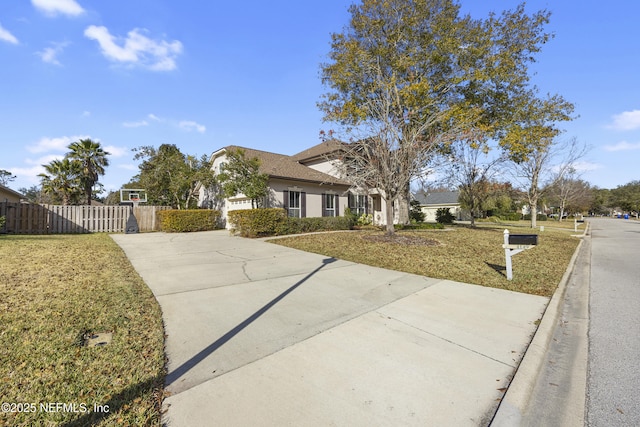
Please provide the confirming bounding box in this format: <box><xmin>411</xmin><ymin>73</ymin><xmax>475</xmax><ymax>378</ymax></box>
<box><xmin>157</xmin><ymin>209</ymin><xmax>221</xmax><ymax>232</ymax></box>
<box><xmin>228</xmin><ymin>208</ymin><xmax>353</xmax><ymax>238</ymax></box>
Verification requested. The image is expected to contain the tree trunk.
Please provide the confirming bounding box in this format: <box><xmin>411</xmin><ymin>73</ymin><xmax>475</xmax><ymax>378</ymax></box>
<box><xmin>530</xmin><ymin>198</ymin><xmax>538</xmax><ymax>228</ymax></box>
<box><xmin>385</xmin><ymin>197</ymin><xmax>395</xmax><ymax>236</ymax></box>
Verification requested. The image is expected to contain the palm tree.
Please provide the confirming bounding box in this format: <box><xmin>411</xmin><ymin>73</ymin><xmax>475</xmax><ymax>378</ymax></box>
<box><xmin>39</xmin><ymin>158</ymin><xmax>82</xmax><ymax>205</ymax></box>
<box><xmin>66</xmin><ymin>139</ymin><xmax>110</xmax><ymax>205</ymax></box>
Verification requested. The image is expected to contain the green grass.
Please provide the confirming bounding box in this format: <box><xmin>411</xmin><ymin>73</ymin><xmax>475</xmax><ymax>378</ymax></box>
<box><xmin>0</xmin><ymin>234</ymin><xmax>165</xmax><ymax>427</ymax></box>
<box><xmin>270</xmin><ymin>225</ymin><xmax>581</xmax><ymax>297</ymax></box>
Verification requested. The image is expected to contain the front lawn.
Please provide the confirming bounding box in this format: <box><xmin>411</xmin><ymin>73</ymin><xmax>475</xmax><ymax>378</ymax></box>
<box><xmin>0</xmin><ymin>234</ymin><xmax>165</xmax><ymax>427</ymax></box>
<box><xmin>270</xmin><ymin>225</ymin><xmax>581</xmax><ymax>297</ymax></box>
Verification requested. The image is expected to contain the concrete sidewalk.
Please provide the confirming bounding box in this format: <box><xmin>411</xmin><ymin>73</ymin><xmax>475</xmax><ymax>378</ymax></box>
<box><xmin>111</xmin><ymin>230</ymin><xmax>548</xmax><ymax>427</ymax></box>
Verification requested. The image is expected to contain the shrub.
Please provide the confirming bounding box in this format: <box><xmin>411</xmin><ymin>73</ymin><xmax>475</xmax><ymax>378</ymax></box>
<box><xmin>523</xmin><ymin>214</ymin><xmax>548</xmax><ymax>221</ymax></box>
<box><xmin>499</xmin><ymin>212</ymin><xmax>522</xmax><ymax>221</ymax></box>
<box><xmin>278</xmin><ymin>216</ymin><xmax>353</xmax><ymax>235</ymax></box>
<box><xmin>395</xmin><ymin>222</ymin><xmax>444</xmax><ymax>230</ymax></box>
<box><xmin>0</xmin><ymin>216</ymin><xmax>5</xmax><ymax>230</ymax></box>
<box><xmin>228</xmin><ymin>208</ymin><xmax>287</xmax><ymax>237</ymax></box>
<box><xmin>409</xmin><ymin>200</ymin><xmax>425</xmax><ymax>222</ymax></box>
<box><xmin>356</xmin><ymin>213</ymin><xmax>373</xmax><ymax>226</ymax></box>
<box><xmin>228</xmin><ymin>208</ymin><xmax>353</xmax><ymax>237</ymax></box>
<box><xmin>435</xmin><ymin>208</ymin><xmax>455</xmax><ymax>224</ymax></box>
<box><xmin>157</xmin><ymin>209</ymin><xmax>221</xmax><ymax>232</ymax></box>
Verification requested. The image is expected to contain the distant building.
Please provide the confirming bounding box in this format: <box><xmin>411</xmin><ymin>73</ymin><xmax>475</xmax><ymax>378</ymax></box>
<box><xmin>0</xmin><ymin>184</ymin><xmax>25</xmax><ymax>203</ymax></box>
<box><xmin>412</xmin><ymin>190</ymin><xmax>469</xmax><ymax>222</ymax></box>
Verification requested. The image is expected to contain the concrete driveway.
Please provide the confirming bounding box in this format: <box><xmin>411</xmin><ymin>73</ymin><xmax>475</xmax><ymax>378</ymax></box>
<box><xmin>111</xmin><ymin>230</ymin><xmax>548</xmax><ymax>427</ymax></box>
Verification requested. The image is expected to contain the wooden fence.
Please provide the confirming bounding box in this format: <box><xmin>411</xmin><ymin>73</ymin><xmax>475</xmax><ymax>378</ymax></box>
<box><xmin>0</xmin><ymin>203</ymin><xmax>171</xmax><ymax>234</ymax></box>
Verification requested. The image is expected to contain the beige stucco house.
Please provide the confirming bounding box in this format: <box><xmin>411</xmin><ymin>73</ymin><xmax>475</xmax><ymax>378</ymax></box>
<box><xmin>0</xmin><ymin>184</ymin><xmax>24</xmax><ymax>203</ymax></box>
<box><xmin>200</xmin><ymin>141</ymin><xmax>398</xmax><ymax>228</ymax></box>
<box><xmin>412</xmin><ymin>190</ymin><xmax>468</xmax><ymax>222</ymax></box>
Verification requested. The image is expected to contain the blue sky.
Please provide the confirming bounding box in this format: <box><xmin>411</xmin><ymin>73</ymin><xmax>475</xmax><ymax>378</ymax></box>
<box><xmin>1</xmin><ymin>0</ymin><xmax>638</xmax><ymax>195</ymax></box>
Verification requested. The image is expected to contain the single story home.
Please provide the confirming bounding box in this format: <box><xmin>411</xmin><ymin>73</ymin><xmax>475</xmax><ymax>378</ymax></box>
<box><xmin>0</xmin><ymin>184</ymin><xmax>25</xmax><ymax>203</ymax></box>
<box><xmin>199</xmin><ymin>141</ymin><xmax>401</xmax><ymax>228</ymax></box>
<box><xmin>412</xmin><ymin>190</ymin><xmax>468</xmax><ymax>222</ymax></box>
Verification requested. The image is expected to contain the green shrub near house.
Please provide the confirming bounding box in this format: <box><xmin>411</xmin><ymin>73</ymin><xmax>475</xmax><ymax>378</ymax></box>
<box><xmin>0</xmin><ymin>216</ymin><xmax>5</xmax><ymax>230</ymax></box>
<box><xmin>157</xmin><ymin>209</ymin><xmax>221</xmax><ymax>232</ymax></box>
<box><xmin>228</xmin><ymin>208</ymin><xmax>352</xmax><ymax>237</ymax></box>
<box><xmin>436</xmin><ymin>207</ymin><xmax>455</xmax><ymax>224</ymax></box>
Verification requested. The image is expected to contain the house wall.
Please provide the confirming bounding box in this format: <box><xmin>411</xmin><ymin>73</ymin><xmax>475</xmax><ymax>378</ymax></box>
<box><xmin>421</xmin><ymin>204</ymin><xmax>464</xmax><ymax>222</ymax></box>
<box><xmin>0</xmin><ymin>188</ymin><xmax>22</xmax><ymax>203</ymax></box>
<box><xmin>303</xmin><ymin>158</ymin><xmax>342</xmax><ymax>176</ymax></box>
<box><xmin>268</xmin><ymin>179</ymin><xmax>349</xmax><ymax>218</ymax></box>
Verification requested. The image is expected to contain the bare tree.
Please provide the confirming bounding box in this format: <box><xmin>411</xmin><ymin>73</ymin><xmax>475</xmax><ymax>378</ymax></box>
<box><xmin>546</xmin><ymin>167</ymin><xmax>592</xmax><ymax>221</ymax></box>
<box><xmin>328</xmin><ymin>83</ymin><xmax>456</xmax><ymax>235</ymax></box>
<box><xmin>440</xmin><ymin>137</ymin><xmax>507</xmax><ymax>227</ymax></box>
<box><xmin>510</xmin><ymin>136</ymin><xmax>587</xmax><ymax>227</ymax></box>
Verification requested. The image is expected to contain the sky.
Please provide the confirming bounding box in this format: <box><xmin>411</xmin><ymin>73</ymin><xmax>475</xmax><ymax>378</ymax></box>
<box><xmin>1</xmin><ymin>0</ymin><xmax>639</xmax><ymax>196</ymax></box>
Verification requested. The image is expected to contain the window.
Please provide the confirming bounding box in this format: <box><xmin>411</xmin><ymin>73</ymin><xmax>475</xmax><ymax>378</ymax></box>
<box><xmin>288</xmin><ymin>190</ymin><xmax>301</xmax><ymax>218</ymax></box>
<box><xmin>349</xmin><ymin>193</ymin><xmax>367</xmax><ymax>215</ymax></box>
<box><xmin>324</xmin><ymin>193</ymin><xmax>335</xmax><ymax>217</ymax></box>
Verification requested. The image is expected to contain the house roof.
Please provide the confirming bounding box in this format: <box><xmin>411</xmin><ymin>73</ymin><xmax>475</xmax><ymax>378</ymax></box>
<box><xmin>413</xmin><ymin>190</ymin><xmax>459</xmax><ymax>206</ymax></box>
<box><xmin>0</xmin><ymin>184</ymin><xmax>25</xmax><ymax>200</ymax></box>
<box><xmin>291</xmin><ymin>139</ymin><xmax>347</xmax><ymax>163</ymax></box>
<box><xmin>215</xmin><ymin>145</ymin><xmax>350</xmax><ymax>186</ymax></box>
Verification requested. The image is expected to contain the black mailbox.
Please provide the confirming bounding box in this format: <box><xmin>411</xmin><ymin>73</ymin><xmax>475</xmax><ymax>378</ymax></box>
<box><xmin>508</xmin><ymin>234</ymin><xmax>538</xmax><ymax>246</ymax></box>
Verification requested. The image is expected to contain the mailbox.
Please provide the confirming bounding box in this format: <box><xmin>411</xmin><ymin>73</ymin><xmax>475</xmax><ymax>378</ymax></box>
<box><xmin>508</xmin><ymin>234</ymin><xmax>538</xmax><ymax>246</ymax></box>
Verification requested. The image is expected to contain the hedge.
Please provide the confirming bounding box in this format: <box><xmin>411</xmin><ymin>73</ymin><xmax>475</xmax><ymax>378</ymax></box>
<box><xmin>523</xmin><ymin>213</ymin><xmax>548</xmax><ymax>221</ymax></box>
<box><xmin>157</xmin><ymin>209</ymin><xmax>221</xmax><ymax>232</ymax></box>
<box><xmin>228</xmin><ymin>208</ymin><xmax>352</xmax><ymax>238</ymax></box>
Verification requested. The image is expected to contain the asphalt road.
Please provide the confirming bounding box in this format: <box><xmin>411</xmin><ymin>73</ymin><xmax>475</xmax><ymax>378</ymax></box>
<box><xmin>513</xmin><ymin>217</ymin><xmax>640</xmax><ymax>426</ymax></box>
<box><xmin>587</xmin><ymin>217</ymin><xmax>640</xmax><ymax>426</ymax></box>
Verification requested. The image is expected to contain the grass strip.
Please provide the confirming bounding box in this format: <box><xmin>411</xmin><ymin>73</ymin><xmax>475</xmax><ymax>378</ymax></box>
<box><xmin>0</xmin><ymin>234</ymin><xmax>165</xmax><ymax>427</ymax></box>
<box><xmin>270</xmin><ymin>225</ymin><xmax>580</xmax><ymax>297</ymax></box>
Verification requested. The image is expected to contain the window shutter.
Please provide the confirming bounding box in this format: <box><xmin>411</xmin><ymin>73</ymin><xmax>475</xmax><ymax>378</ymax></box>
<box><xmin>283</xmin><ymin>190</ymin><xmax>289</xmax><ymax>211</ymax></box>
<box><xmin>301</xmin><ymin>192</ymin><xmax>306</xmax><ymax>217</ymax></box>
<box><xmin>365</xmin><ymin>196</ymin><xmax>369</xmax><ymax>214</ymax></box>
<box><xmin>335</xmin><ymin>194</ymin><xmax>339</xmax><ymax>217</ymax></box>
<box><xmin>321</xmin><ymin>193</ymin><xmax>327</xmax><ymax>217</ymax></box>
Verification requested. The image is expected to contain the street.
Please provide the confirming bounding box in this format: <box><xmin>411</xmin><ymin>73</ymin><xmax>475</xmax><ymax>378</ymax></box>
<box><xmin>512</xmin><ymin>217</ymin><xmax>639</xmax><ymax>426</ymax></box>
<box><xmin>587</xmin><ymin>218</ymin><xmax>640</xmax><ymax>426</ymax></box>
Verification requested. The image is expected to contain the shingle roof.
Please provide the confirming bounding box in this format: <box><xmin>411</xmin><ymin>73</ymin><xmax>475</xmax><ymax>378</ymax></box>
<box><xmin>219</xmin><ymin>145</ymin><xmax>350</xmax><ymax>186</ymax></box>
<box><xmin>291</xmin><ymin>139</ymin><xmax>347</xmax><ymax>163</ymax></box>
<box><xmin>413</xmin><ymin>190</ymin><xmax>459</xmax><ymax>206</ymax></box>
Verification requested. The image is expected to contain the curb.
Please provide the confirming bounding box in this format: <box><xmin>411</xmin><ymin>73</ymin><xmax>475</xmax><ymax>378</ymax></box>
<box><xmin>490</xmin><ymin>223</ymin><xmax>589</xmax><ymax>426</ymax></box>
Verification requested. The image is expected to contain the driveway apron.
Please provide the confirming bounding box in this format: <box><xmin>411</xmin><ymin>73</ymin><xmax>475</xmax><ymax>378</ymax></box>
<box><xmin>111</xmin><ymin>230</ymin><xmax>548</xmax><ymax>427</ymax></box>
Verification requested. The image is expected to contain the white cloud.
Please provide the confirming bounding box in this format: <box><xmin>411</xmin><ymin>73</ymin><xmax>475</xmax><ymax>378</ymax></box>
<box><xmin>609</xmin><ymin>110</ymin><xmax>640</xmax><ymax>131</ymax></box>
<box><xmin>82</xmin><ymin>111</ymin><xmax>91</xmax><ymax>117</ymax></box>
<box><xmin>572</xmin><ymin>161</ymin><xmax>602</xmax><ymax>172</ymax></box>
<box><xmin>32</xmin><ymin>0</ymin><xmax>85</xmax><ymax>17</ymax></box>
<box><xmin>103</xmin><ymin>145</ymin><xmax>128</xmax><ymax>157</ymax></box>
<box><xmin>84</xmin><ymin>26</ymin><xmax>183</xmax><ymax>71</ymax></box>
<box><xmin>148</xmin><ymin>113</ymin><xmax>162</xmax><ymax>121</ymax></box>
<box><xmin>122</xmin><ymin>120</ymin><xmax>149</xmax><ymax>128</ymax></box>
<box><xmin>37</xmin><ymin>41</ymin><xmax>69</xmax><ymax>66</ymax></box>
<box><xmin>603</xmin><ymin>141</ymin><xmax>640</xmax><ymax>152</ymax></box>
<box><xmin>179</xmin><ymin>120</ymin><xmax>206</xmax><ymax>133</ymax></box>
<box><xmin>0</xmin><ymin>22</ymin><xmax>19</xmax><ymax>44</ymax></box>
<box><xmin>27</xmin><ymin>135</ymin><xmax>92</xmax><ymax>154</ymax></box>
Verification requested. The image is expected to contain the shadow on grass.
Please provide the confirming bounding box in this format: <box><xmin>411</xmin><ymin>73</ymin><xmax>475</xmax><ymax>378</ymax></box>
<box><xmin>485</xmin><ymin>262</ymin><xmax>507</xmax><ymax>278</ymax></box>
<box><xmin>62</xmin><ymin>375</ymin><xmax>164</xmax><ymax>427</ymax></box>
<box><xmin>165</xmin><ymin>257</ymin><xmax>337</xmax><ymax>388</ymax></box>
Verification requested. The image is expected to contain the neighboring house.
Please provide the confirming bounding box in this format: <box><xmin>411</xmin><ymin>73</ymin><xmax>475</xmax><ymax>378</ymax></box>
<box><xmin>413</xmin><ymin>190</ymin><xmax>467</xmax><ymax>222</ymax></box>
<box><xmin>200</xmin><ymin>142</ymin><xmax>398</xmax><ymax>228</ymax></box>
<box><xmin>0</xmin><ymin>185</ymin><xmax>25</xmax><ymax>203</ymax></box>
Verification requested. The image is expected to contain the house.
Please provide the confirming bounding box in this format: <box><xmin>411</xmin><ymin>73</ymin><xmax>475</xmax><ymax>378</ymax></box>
<box><xmin>412</xmin><ymin>190</ymin><xmax>466</xmax><ymax>222</ymax></box>
<box><xmin>199</xmin><ymin>141</ymin><xmax>399</xmax><ymax>228</ymax></box>
<box><xmin>0</xmin><ymin>184</ymin><xmax>25</xmax><ymax>203</ymax></box>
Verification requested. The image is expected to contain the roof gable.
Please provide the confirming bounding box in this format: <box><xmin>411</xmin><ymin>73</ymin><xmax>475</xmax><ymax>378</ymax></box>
<box><xmin>413</xmin><ymin>190</ymin><xmax>459</xmax><ymax>206</ymax></box>
<box><xmin>214</xmin><ymin>145</ymin><xmax>350</xmax><ymax>186</ymax></box>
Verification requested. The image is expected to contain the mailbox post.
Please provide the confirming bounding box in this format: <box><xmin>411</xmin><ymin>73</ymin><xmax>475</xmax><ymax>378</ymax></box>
<box><xmin>574</xmin><ymin>218</ymin><xmax>585</xmax><ymax>232</ymax></box>
<box><xmin>502</xmin><ymin>229</ymin><xmax>537</xmax><ymax>281</ymax></box>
